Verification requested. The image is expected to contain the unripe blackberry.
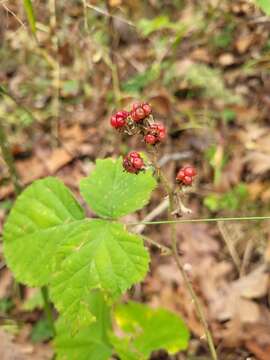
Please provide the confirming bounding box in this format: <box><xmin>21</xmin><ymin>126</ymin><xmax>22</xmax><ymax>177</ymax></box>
<box><xmin>110</xmin><ymin>110</ymin><xmax>129</xmax><ymax>129</ymax></box>
<box><xmin>144</xmin><ymin>122</ymin><xmax>166</xmax><ymax>145</ymax></box>
<box><xmin>123</xmin><ymin>152</ymin><xmax>145</xmax><ymax>174</ymax></box>
<box><xmin>176</xmin><ymin>166</ymin><xmax>197</xmax><ymax>186</ymax></box>
<box><xmin>130</xmin><ymin>102</ymin><xmax>152</xmax><ymax>123</ymax></box>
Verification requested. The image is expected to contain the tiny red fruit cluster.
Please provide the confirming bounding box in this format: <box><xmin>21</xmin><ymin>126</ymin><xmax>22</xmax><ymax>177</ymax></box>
<box><xmin>130</xmin><ymin>102</ymin><xmax>152</xmax><ymax>122</ymax></box>
<box><xmin>176</xmin><ymin>166</ymin><xmax>197</xmax><ymax>186</ymax></box>
<box><xmin>110</xmin><ymin>101</ymin><xmax>166</xmax><ymax>145</ymax></box>
<box><xmin>110</xmin><ymin>111</ymin><xmax>129</xmax><ymax>129</ymax></box>
<box><xmin>123</xmin><ymin>151</ymin><xmax>145</xmax><ymax>174</ymax></box>
<box><xmin>144</xmin><ymin>123</ymin><xmax>166</xmax><ymax>145</ymax></box>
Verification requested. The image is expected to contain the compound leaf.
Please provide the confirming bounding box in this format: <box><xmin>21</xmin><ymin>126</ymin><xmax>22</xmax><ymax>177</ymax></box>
<box><xmin>3</xmin><ymin>177</ymin><xmax>85</xmax><ymax>286</ymax></box>
<box><xmin>50</xmin><ymin>220</ymin><xmax>149</xmax><ymax>332</ymax></box>
<box><xmin>80</xmin><ymin>158</ymin><xmax>156</xmax><ymax>219</ymax></box>
<box><xmin>114</xmin><ymin>302</ymin><xmax>190</xmax><ymax>358</ymax></box>
<box><xmin>55</xmin><ymin>291</ymin><xmax>112</xmax><ymax>360</ymax></box>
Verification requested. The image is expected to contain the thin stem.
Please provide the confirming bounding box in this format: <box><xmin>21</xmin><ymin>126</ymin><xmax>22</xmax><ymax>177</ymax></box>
<box><xmin>0</xmin><ymin>120</ymin><xmax>21</xmax><ymax>195</ymax></box>
<box><xmin>149</xmin><ymin>152</ymin><xmax>218</xmax><ymax>360</ymax></box>
<box><xmin>142</xmin><ymin>235</ymin><xmax>172</xmax><ymax>255</ymax></box>
<box><xmin>105</xmin><ymin>0</ymin><xmax>121</xmax><ymax>108</ymax></box>
<box><xmin>82</xmin><ymin>0</ymin><xmax>89</xmax><ymax>31</ymax></box>
<box><xmin>49</xmin><ymin>0</ymin><xmax>60</xmax><ymax>146</ymax></box>
<box><xmin>128</xmin><ymin>215</ymin><xmax>270</xmax><ymax>225</ymax></box>
<box><xmin>41</xmin><ymin>286</ymin><xmax>55</xmax><ymax>336</ymax></box>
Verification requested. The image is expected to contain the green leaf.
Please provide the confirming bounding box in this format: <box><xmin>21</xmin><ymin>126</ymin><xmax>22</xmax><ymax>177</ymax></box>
<box><xmin>54</xmin><ymin>291</ymin><xmax>112</xmax><ymax>360</ymax></box>
<box><xmin>122</xmin><ymin>65</ymin><xmax>160</xmax><ymax>93</ymax></box>
<box><xmin>114</xmin><ymin>302</ymin><xmax>190</xmax><ymax>358</ymax></box>
<box><xmin>3</xmin><ymin>177</ymin><xmax>85</xmax><ymax>286</ymax></box>
<box><xmin>23</xmin><ymin>0</ymin><xmax>37</xmax><ymax>35</ymax></box>
<box><xmin>31</xmin><ymin>318</ymin><xmax>54</xmax><ymax>343</ymax></box>
<box><xmin>80</xmin><ymin>158</ymin><xmax>156</xmax><ymax>219</ymax></box>
<box><xmin>50</xmin><ymin>220</ymin><xmax>149</xmax><ymax>332</ymax></box>
<box><xmin>137</xmin><ymin>16</ymin><xmax>173</xmax><ymax>37</ymax></box>
<box><xmin>109</xmin><ymin>334</ymin><xmax>142</xmax><ymax>360</ymax></box>
<box><xmin>256</xmin><ymin>0</ymin><xmax>270</xmax><ymax>15</ymax></box>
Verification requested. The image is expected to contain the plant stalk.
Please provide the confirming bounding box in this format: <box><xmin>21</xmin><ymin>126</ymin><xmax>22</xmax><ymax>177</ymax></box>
<box><xmin>150</xmin><ymin>151</ymin><xmax>218</xmax><ymax>360</ymax></box>
<box><xmin>129</xmin><ymin>215</ymin><xmax>270</xmax><ymax>225</ymax></box>
<box><xmin>0</xmin><ymin>120</ymin><xmax>21</xmax><ymax>195</ymax></box>
<box><xmin>41</xmin><ymin>286</ymin><xmax>56</xmax><ymax>336</ymax></box>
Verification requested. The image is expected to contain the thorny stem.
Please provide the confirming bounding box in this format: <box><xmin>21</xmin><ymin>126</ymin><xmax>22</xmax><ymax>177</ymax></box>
<box><xmin>149</xmin><ymin>150</ymin><xmax>218</xmax><ymax>360</ymax></box>
<box><xmin>41</xmin><ymin>286</ymin><xmax>56</xmax><ymax>336</ymax></box>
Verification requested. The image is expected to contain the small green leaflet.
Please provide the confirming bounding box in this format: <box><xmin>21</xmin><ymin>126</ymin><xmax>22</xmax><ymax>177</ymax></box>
<box><xmin>50</xmin><ymin>220</ymin><xmax>149</xmax><ymax>332</ymax></box>
<box><xmin>3</xmin><ymin>177</ymin><xmax>85</xmax><ymax>286</ymax></box>
<box><xmin>23</xmin><ymin>0</ymin><xmax>37</xmax><ymax>35</ymax></box>
<box><xmin>55</xmin><ymin>291</ymin><xmax>112</xmax><ymax>360</ymax></box>
<box><xmin>112</xmin><ymin>302</ymin><xmax>190</xmax><ymax>359</ymax></box>
<box><xmin>80</xmin><ymin>158</ymin><xmax>156</xmax><ymax>219</ymax></box>
<box><xmin>256</xmin><ymin>0</ymin><xmax>270</xmax><ymax>15</ymax></box>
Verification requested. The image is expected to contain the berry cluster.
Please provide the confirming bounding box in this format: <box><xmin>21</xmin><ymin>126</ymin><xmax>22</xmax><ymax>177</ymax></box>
<box><xmin>123</xmin><ymin>152</ymin><xmax>145</xmax><ymax>174</ymax></box>
<box><xmin>110</xmin><ymin>102</ymin><xmax>166</xmax><ymax>145</ymax></box>
<box><xmin>144</xmin><ymin>123</ymin><xmax>166</xmax><ymax>145</ymax></box>
<box><xmin>176</xmin><ymin>166</ymin><xmax>197</xmax><ymax>186</ymax></box>
<box><xmin>130</xmin><ymin>102</ymin><xmax>152</xmax><ymax>122</ymax></box>
<box><xmin>110</xmin><ymin>111</ymin><xmax>129</xmax><ymax>129</ymax></box>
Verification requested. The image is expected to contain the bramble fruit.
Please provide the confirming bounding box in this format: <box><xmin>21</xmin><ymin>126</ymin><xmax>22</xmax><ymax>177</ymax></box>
<box><xmin>123</xmin><ymin>151</ymin><xmax>145</xmax><ymax>174</ymax></box>
<box><xmin>131</xmin><ymin>102</ymin><xmax>152</xmax><ymax>123</ymax></box>
<box><xmin>176</xmin><ymin>166</ymin><xmax>196</xmax><ymax>186</ymax></box>
<box><xmin>110</xmin><ymin>111</ymin><xmax>129</xmax><ymax>129</ymax></box>
<box><xmin>144</xmin><ymin>123</ymin><xmax>166</xmax><ymax>145</ymax></box>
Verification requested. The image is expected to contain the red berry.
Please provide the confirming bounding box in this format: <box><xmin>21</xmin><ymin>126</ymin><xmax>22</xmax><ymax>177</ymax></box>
<box><xmin>133</xmin><ymin>157</ymin><xmax>144</xmax><ymax>169</ymax></box>
<box><xmin>183</xmin><ymin>176</ymin><xmax>192</xmax><ymax>185</ymax></box>
<box><xmin>130</xmin><ymin>102</ymin><xmax>152</xmax><ymax>122</ymax></box>
<box><xmin>176</xmin><ymin>165</ymin><xmax>196</xmax><ymax>186</ymax></box>
<box><xmin>123</xmin><ymin>152</ymin><xmax>145</xmax><ymax>174</ymax></box>
<box><xmin>132</xmin><ymin>102</ymin><xmax>140</xmax><ymax>111</ymax></box>
<box><xmin>184</xmin><ymin>166</ymin><xmax>196</xmax><ymax>177</ymax></box>
<box><xmin>176</xmin><ymin>170</ymin><xmax>185</xmax><ymax>181</ymax></box>
<box><xmin>129</xmin><ymin>151</ymin><xmax>139</xmax><ymax>158</ymax></box>
<box><xmin>110</xmin><ymin>115</ymin><xmax>118</xmax><ymax>128</ymax></box>
<box><xmin>135</xmin><ymin>108</ymin><xmax>145</xmax><ymax>120</ymax></box>
<box><xmin>144</xmin><ymin>122</ymin><xmax>166</xmax><ymax>145</ymax></box>
<box><xmin>142</xmin><ymin>102</ymin><xmax>152</xmax><ymax>116</ymax></box>
<box><xmin>110</xmin><ymin>110</ymin><xmax>129</xmax><ymax>129</ymax></box>
<box><xmin>144</xmin><ymin>134</ymin><xmax>156</xmax><ymax>145</ymax></box>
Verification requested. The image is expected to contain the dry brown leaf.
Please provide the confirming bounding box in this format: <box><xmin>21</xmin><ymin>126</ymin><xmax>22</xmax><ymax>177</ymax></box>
<box><xmin>0</xmin><ymin>330</ymin><xmax>27</xmax><ymax>360</ymax></box>
<box><xmin>44</xmin><ymin>148</ymin><xmax>72</xmax><ymax>174</ymax></box>
<box><xmin>235</xmin><ymin>34</ymin><xmax>254</xmax><ymax>54</ymax></box>
<box><xmin>233</xmin><ymin>265</ymin><xmax>268</xmax><ymax>299</ymax></box>
<box><xmin>245</xmin><ymin>152</ymin><xmax>270</xmax><ymax>175</ymax></box>
<box><xmin>218</xmin><ymin>53</ymin><xmax>235</xmax><ymax>66</ymax></box>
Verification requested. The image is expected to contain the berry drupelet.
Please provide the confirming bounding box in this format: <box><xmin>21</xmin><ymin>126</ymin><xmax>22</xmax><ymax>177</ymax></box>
<box><xmin>110</xmin><ymin>110</ymin><xmax>129</xmax><ymax>129</ymax></box>
<box><xmin>130</xmin><ymin>102</ymin><xmax>152</xmax><ymax>123</ymax></box>
<box><xmin>176</xmin><ymin>166</ymin><xmax>197</xmax><ymax>186</ymax></box>
<box><xmin>144</xmin><ymin>123</ymin><xmax>166</xmax><ymax>145</ymax></box>
<box><xmin>123</xmin><ymin>152</ymin><xmax>145</xmax><ymax>174</ymax></box>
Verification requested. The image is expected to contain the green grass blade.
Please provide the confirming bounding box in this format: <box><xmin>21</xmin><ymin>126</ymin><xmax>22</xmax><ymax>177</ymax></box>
<box><xmin>23</xmin><ymin>0</ymin><xmax>37</xmax><ymax>35</ymax></box>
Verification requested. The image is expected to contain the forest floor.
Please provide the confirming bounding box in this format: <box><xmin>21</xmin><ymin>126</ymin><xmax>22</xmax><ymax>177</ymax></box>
<box><xmin>1</xmin><ymin>1</ymin><xmax>270</xmax><ymax>359</ymax></box>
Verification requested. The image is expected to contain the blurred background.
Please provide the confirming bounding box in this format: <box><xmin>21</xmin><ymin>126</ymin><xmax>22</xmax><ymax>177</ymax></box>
<box><xmin>1</xmin><ymin>0</ymin><xmax>270</xmax><ymax>359</ymax></box>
